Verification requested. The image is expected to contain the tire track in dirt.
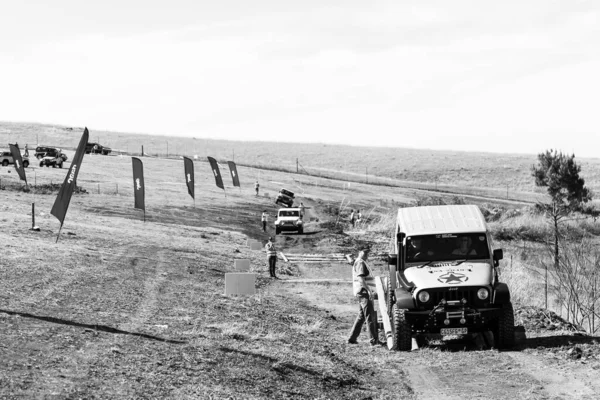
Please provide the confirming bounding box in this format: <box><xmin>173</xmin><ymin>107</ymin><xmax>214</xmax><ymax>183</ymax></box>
<box><xmin>24</xmin><ymin>243</ymin><xmax>171</xmax><ymax>396</ymax></box>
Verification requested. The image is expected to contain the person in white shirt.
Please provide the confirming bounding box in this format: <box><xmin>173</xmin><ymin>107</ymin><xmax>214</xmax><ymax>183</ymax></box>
<box><xmin>261</xmin><ymin>210</ymin><xmax>268</xmax><ymax>232</ymax></box>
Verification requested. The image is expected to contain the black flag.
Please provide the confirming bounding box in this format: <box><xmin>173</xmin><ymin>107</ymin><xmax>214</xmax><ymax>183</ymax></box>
<box><xmin>9</xmin><ymin>144</ymin><xmax>27</xmax><ymax>184</ymax></box>
<box><xmin>207</xmin><ymin>156</ymin><xmax>224</xmax><ymax>189</ymax></box>
<box><xmin>51</xmin><ymin>127</ymin><xmax>89</xmax><ymax>225</ymax></box>
<box><xmin>132</xmin><ymin>157</ymin><xmax>145</xmax><ymax>210</ymax></box>
<box><xmin>227</xmin><ymin>161</ymin><xmax>240</xmax><ymax>187</ymax></box>
<box><xmin>183</xmin><ymin>156</ymin><xmax>194</xmax><ymax>199</ymax></box>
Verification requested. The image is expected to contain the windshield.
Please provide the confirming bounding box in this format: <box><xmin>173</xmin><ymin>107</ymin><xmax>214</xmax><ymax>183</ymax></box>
<box><xmin>280</xmin><ymin>190</ymin><xmax>294</xmax><ymax>197</ymax></box>
<box><xmin>405</xmin><ymin>233</ymin><xmax>490</xmax><ymax>264</ymax></box>
<box><xmin>279</xmin><ymin>210</ymin><xmax>300</xmax><ymax>217</ymax></box>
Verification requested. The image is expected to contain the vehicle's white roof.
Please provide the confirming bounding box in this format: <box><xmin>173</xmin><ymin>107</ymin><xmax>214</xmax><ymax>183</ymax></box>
<box><xmin>396</xmin><ymin>205</ymin><xmax>487</xmax><ymax>236</ymax></box>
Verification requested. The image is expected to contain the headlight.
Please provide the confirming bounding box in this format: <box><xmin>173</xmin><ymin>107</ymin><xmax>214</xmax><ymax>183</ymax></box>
<box><xmin>477</xmin><ymin>288</ymin><xmax>489</xmax><ymax>300</ymax></box>
<box><xmin>296</xmin><ymin>220</ymin><xmax>303</xmax><ymax>225</ymax></box>
<box><xmin>417</xmin><ymin>291</ymin><xmax>430</xmax><ymax>303</ymax></box>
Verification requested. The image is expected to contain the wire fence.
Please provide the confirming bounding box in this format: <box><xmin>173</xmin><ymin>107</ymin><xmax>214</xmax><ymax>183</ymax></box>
<box><xmin>3</xmin><ymin>154</ymin><xmax>599</xmax><ymax>209</ymax></box>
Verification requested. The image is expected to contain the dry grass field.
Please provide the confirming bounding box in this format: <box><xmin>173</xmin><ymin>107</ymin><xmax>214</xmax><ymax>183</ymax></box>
<box><xmin>2</xmin><ymin>122</ymin><xmax>600</xmax><ymax>399</ymax></box>
<box><xmin>3</xmin><ymin>121</ymin><xmax>600</xmax><ymax>204</ymax></box>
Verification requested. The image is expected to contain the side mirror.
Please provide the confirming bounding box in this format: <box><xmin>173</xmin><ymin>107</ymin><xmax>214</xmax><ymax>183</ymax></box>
<box><xmin>396</xmin><ymin>232</ymin><xmax>406</xmax><ymax>242</ymax></box>
<box><xmin>493</xmin><ymin>249</ymin><xmax>503</xmax><ymax>261</ymax></box>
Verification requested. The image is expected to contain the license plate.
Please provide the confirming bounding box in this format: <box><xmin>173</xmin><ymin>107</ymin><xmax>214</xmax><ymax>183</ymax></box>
<box><xmin>440</xmin><ymin>328</ymin><xmax>468</xmax><ymax>335</ymax></box>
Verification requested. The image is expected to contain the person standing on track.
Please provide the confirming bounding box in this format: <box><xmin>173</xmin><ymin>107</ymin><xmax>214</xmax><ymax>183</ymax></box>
<box><xmin>349</xmin><ymin>209</ymin><xmax>355</xmax><ymax>227</ymax></box>
<box><xmin>347</xmin><ymin>249</ymin><xmax>379</xmax><ymax>346</ymax></box>
<box><xmin>265</xmin><ymin>237</ymin><xmax>278</xmax><ymax>278</ymax></box>
<box><xmin>299</xmin><ymin>202</ymin><xmax>306</xmax><ymax>218</ymax></box>
<box><xmin>261</xmin><ymin>210</ymin><xmax>268</xmax><ymax>232</ymax></box>
<box><xmin>255</xmin><ymin>181</ymin><xmax>260</xmax><ymax>196</ymax></box>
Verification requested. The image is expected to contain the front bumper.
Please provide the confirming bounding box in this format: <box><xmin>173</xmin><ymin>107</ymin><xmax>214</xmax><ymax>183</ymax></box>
<box><xmin>275</xmin><ymin>223</ymin><xmax>303</xmax><ymax>231</ymax></box>
<box><xmin>406</xmin><ymin>306</ymin><xmax>503</xmax><ymax>333</ymax></box>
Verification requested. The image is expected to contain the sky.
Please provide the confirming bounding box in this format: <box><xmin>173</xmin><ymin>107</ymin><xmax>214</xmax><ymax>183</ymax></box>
<box><xmin>1</xmin><ymin>0</ymin><xmax>599</xmax><ymax>157</ymax></box>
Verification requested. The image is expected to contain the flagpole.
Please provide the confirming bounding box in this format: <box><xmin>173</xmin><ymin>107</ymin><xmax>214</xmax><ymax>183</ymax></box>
<box><xmin>56</xmin><ymin>223</ymin><xmax>63</xmax><ymax>243</ymax></box>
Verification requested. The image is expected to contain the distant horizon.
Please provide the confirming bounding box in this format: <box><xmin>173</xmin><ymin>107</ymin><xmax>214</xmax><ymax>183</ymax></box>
<box><xmin>4</xmin><ymin>119</ymin><xmax>597</xmax><ymax>161</ymax></box>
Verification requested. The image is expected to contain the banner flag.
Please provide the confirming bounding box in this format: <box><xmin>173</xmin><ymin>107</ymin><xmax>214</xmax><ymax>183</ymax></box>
<box><xmin>51</xmin><ymin>127</ymin><xmax>89</xmax><ymax>225</ymax></box>
<box><xmin>183</xmin><ymin>156</ymin><xmax>195</xmax><ymax>199</ymax></box>
<box><xmin>227</xmin><ymin>161</ymin><xmax>240</xmax><ymax>187</ymax></box>
<box><xmin>132</xmin><ymin>157</ymin><xmax>145</xmax><ymax>210</ymax></box>
<box><xmin>9</xmin><ymin>144</ymin><xmax>27</xmax><ymax>184</ymax></box>
<box><xmin>207</xmin><ymin>156</ymin><xmax>224</xmax><ymax>189</ymax></box>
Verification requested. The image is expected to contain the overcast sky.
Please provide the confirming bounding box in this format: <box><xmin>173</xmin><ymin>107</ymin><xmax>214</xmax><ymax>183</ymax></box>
<box><xmin>1</xmin><ymin>0</ymin><xmax>598</xmax><ymax>157</ymax></box>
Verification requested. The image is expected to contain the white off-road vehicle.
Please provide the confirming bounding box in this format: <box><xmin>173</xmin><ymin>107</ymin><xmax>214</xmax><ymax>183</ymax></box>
<box><xmin>274</xmin><ymin>207</ymin><xmax>304</xmax><ymax>235</ymax></box>
<box><xmin>385</xmin><ymin>205</ymin><xmax>513</xmax><ymax>350</ymax></box>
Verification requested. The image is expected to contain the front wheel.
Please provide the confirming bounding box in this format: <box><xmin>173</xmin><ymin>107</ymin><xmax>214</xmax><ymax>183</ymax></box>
<box><xmin>494</xmin><ymin>302</ymin><xmax>515</xmax><ymax>349</ymax></box>
<box><xmin>392</xmin><ymin>304</ymin><xmax>412</xmax><ymax>351</ymax></box>
<box><xmin>275</xmin><ymin>228</ymin><xmax>280</xmax><ymax>235</ymax></box>
<box><xmin>1</xmin><ymin>160</ymin><xmax>8</xmax><ymax>166</ymax></box>
<box><xmin>23</xmin><ymin>160</ymin><xmax>29</xmax><ymax>168</ymax></box>
<box><xmin>297</xmin><ymin>227</ymin><xmax>303</xmax><ymax>234</ymax></box>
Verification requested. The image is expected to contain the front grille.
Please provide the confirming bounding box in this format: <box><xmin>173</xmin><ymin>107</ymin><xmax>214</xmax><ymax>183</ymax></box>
<box><xmin>427</xmin><ymin>287</ymin><xmax>477</xmax><ymax>306</ymax></box>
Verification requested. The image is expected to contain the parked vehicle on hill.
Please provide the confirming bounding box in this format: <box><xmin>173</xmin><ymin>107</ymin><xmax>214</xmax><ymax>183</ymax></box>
<box><xmin>275</xmin><ymin>188</ymin><xmax>295</xmax><ymax>207</ymax></box>
<box><xmin>34</xmin><ymin>146</ymin><xmax>68</xmax><ymax>161</ymax></box>
<box><xmin>0</xmin><ymin>151</ymin><xmax>30</xmax><ymax>167</ymax></box>
<box><xmin>274</xmin><ymin>207</ymin><xmax>304</xmax><ymax>235</ymax></box>
<box><xmin>39</xmin><ymin>154</ymin><xmax>64</xmax><ymax>168</ymax></box>
<box><xmin>85</xmin><ymin>142</ymin><xmax>112</xmax><ymax>155</ymax></box>
<box><xmin>384</xmin><ymin>204</ymin><xmax>513</xmax><ymax>351</ymax></box>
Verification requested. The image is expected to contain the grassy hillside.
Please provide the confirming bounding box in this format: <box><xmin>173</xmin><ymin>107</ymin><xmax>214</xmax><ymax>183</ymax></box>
<box><xmin>3</xmin><ymin>121</ymin><xmax>600</xmax><ymax>201</ymax></box>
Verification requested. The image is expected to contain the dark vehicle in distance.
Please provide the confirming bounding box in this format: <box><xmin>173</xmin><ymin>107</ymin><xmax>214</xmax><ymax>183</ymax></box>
<box><xmin>275</xmin><ymin>188</ymin><xmax>295</xmax><ymax>207</ymax></box>
<box><xmin>34</xmin><ymin>146</ymin><xmax>68</xmax><ymax>161</ymax></box>
<box><xmin>86</xmin><ymin>142</ymin><xmax>112</xmax><ymax>155</ymax></box>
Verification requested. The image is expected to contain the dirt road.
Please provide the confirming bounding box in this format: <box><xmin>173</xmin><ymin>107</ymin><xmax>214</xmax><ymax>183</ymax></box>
<box><xmin>273</xmin><ymin>199</ymin><xmax>600</xmax><ymax>399</ymax></box>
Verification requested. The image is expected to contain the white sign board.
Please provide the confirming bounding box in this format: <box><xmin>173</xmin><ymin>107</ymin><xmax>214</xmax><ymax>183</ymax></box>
<box><xmin>234</xmin><ymin>259</ymin><xmax>250</xmax><ymax>271</ymax></box>
<box><xmin>225</xmin><ymin>273</ymin><xmax>257</xmax><ymax>295</ymax></box>
<box><xmin>250</xmin><ymin>241</ymin><xmax>263</xmax><ymax>251</ymax></box>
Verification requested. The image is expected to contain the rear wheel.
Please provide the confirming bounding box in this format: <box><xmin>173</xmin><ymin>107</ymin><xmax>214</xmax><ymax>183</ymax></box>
<box><xmin>392</xmin><ymin>304</ymin><xmax>412</xmax><ymax>351</ymax></box>
<box><xmin>1</xmin><ymin>160</ymin><xmax>8</xmax><ymax>166</ymax></box>
<box><xmin>494</xmin><ymin>302</ymin><xmax>515</xmax><ymax>349</ymax></box>
<box><xmin>23</xmin><ymin>160</ymin><xmax>29</xmax><ymax>168</ymax></box>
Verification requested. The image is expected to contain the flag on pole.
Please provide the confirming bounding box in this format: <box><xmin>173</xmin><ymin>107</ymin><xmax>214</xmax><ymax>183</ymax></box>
<box><xmin>227</xmin><ymin>161</ymin><xmax>240</xmax><ymax>187</ymax></box>
<box><xmin>9</xmin><ymin>144</ymin><xmax>27</xmax><ymax>184</ymax></box>
<box><xmin>51</xmin><ymin>127</ymin><xmax>89</xmax><ymax>226</ymax></box>
<box><xmin>132</xmin><ymin>157</ymin><xmax>145</xmax><ymax>210</ymax></box>
<box><xmin>207</xmin><ymin>156</ymin><xmax>224</xmax><ymax>189</ymax></box>
<box><xmin>183</xmin><ymin>156</ymin><xmax>195</xmax><ymax>199</ymax></box>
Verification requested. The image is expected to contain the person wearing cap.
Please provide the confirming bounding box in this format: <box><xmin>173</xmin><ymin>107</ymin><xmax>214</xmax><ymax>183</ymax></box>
<box><xmin>347</xmin><ymin>249</ymin><xmax>379</xmax><ymax>346</ymax></box>
<box><xmin>261</xmin><ymin>210</ymin><xmax>268</xmax><ymax>232</ymax></box>
<box><xmin>265</xmin><ymin>237</ymin><xmax>278</xmax><ymax>278</ymax></box>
